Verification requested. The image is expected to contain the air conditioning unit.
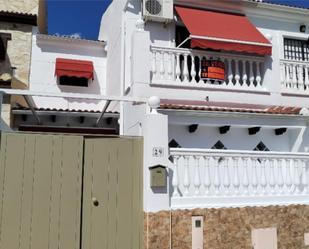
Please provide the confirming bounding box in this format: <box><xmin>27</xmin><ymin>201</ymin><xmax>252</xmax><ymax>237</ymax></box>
<box><xmin>142</xmin><ymin>0</ymin><xmax>173</xmax><ymax>23</ymax></box>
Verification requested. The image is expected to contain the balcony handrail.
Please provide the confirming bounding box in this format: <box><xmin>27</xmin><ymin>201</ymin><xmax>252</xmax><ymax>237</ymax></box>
<box><xmin>280</xmin><ymin>58</ymin><xmax>309</xmax><ymax>66</ymax></box>
<box><xmin>151</xmin><ymin>45</ymin><xmax>265</xmax><ymax>62</ymax></box>
<box><xmin>170</xmin><ymin>148</ymin><xmax>309</xmax><ymax>159</ymax></box>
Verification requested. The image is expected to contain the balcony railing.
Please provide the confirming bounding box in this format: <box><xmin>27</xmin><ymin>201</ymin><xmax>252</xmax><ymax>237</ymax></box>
<box><xmin>281</xmin><ymin>59</ymin><xmax>309</xmax><ymax>94</ymax></box>
<box><xmin>170</xmin><ymin>148</ymin><xmax>309</xmax><ymax>209</ymax></box>
<box><xmin>151</xmin><ymin>46</ymin><xmax>266</xmax><ymax>91</ymax></box>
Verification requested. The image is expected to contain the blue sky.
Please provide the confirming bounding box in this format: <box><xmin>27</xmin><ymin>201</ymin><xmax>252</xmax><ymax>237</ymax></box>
<box><xmin>47</xmin><ymin>0</ymin><xmax>112</xmax><ymax>40</ymax></box>
<box><xmin>47</xmin><ymin>0</ymin><xmax>309</xmax><ymax>41</ymax></box>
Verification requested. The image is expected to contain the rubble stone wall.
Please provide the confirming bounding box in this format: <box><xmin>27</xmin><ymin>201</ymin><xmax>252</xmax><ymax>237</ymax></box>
<box><xmin>0</xmin><ymin>22</ymin><xmax>32</xmax><ymax>86</ymax></box>
<box><xmin>0</xmin><ymin>0</ymin><xmax>39</xmax><ymax>15</ymax></box>
<box><xmin>145</xmin><ymin>205</ymin><xmax>309</xmax><ymax>249</ymax></box>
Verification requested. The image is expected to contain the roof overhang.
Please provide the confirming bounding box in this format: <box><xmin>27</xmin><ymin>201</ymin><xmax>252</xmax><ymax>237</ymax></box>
<box><xmin>0</xmin><ymin>10</ymin><xmax>37</xmax><ymax>25</ymax></box>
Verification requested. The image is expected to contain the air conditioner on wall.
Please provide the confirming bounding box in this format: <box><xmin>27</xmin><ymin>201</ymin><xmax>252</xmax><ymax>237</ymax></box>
<box><xmin>142</xmin><ymin>0</ymin><xmax>174</xmax><ymax>23</ymax></box>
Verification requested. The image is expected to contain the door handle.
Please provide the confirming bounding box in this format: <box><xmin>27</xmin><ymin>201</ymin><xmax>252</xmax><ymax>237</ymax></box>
<box><xmin>92</xmin><ymin>197</ymin><xmax>99</xmax><ymax>207</ymax></box>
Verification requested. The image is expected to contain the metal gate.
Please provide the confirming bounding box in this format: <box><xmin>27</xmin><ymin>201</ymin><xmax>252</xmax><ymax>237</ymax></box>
<box><xmin>0</xmin><ymin>133</ymin><xmax>143</xmax><ymax>249</ymax></box>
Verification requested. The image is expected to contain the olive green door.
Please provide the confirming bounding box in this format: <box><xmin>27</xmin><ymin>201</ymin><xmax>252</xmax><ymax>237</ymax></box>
<box><xmin>0</xmin><ymin>132</ymin><xmax>84</xmax><ymax>249</ymax></box>
<box><xmin>82</xmin><ymin>137</ymin><xmax>143</xmax><ymax>249</ymax></box>
<box><xmin>0</xmin><ymin>133</ymin><xmax>143</xmax><ymax>249</ymax></box>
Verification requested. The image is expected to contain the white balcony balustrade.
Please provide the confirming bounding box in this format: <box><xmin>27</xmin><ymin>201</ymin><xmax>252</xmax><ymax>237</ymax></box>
<box><xmin>151</xmin><ymin>46</ymin><xmax>265</xmax><ymax>91</ymax></box>
<box><xmin>281</xmin><ymin>59</ymin><xmax>309</xmax><ymax>94</ymax></box>
<box><xmin>170</xmin><ymin>148</ymin><xmax>309</xmax><ymax>209</ymax></box>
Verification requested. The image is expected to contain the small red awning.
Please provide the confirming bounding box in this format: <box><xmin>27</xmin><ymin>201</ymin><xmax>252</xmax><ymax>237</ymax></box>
<box><xmin>55</xmin><ymin>58</ymin><xmax>94</xmax><ymax>79</ymax></box>
<box><xmin>175</xmin><ymin>6</ymin><xmax>272</xmax><ymax>55</ymax></box>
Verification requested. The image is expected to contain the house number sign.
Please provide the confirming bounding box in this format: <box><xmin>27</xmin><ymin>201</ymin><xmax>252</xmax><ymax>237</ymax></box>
<box><xmin>152</xmin><ymin>147</ymin><xmax>164</xmax><ymax>157</ymax></box>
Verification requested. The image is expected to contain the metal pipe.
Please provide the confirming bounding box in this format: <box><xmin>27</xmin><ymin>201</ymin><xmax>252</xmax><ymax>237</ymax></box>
<box><xmin>95</xmin><ymin>100</ymin><xmax>112</xmax><ymax>127</ymax></box>
<box><xmin>23</xmin><ymin>95</ymin><xmax>41</xmax><ymax>125</ymax></box>
<box><xmin>0</xmin><ymin>88</ymin><xmax>147</xmax><ymax>103</ymax></box>
<box><xmin>177</xmin><ymin>36</ymin><xmax>191</xmax><ymax>48</ymax></box>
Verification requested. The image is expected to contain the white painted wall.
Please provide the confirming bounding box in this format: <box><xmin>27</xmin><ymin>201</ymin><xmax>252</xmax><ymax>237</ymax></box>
<box><xmin>29</xmin><ymin>34</ymin><xmax>107</xmax><ymax>111</ymax></box>
<box><xmin>105</xmin><ymin>1</ymin><xmax>309</xmax><ymax>108</ymax></box>
<box><xmin>168</xmin><ymin>125</ymin><xmax>292</xmax><ymax>151</ymax></box>
<box><xmin>99</xmin><ymin>1</ymin><xmax>309</xmax><ymax>211</ymax></box>
<box><xmin>99</xmin><ymin>0</ymin><xmax>127</xmax><ymax>97</ymax></box>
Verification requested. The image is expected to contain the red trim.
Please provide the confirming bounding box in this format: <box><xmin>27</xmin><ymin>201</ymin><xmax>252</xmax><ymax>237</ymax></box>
<box><xmin>175</xmin><ymin>6</ymin><xmax>272</xmax><ymax>55</ymax></box>
<box><xmin>55</xmin><ymin>58</ymin><xmax>94</xmax><ymax>79</ymax></box>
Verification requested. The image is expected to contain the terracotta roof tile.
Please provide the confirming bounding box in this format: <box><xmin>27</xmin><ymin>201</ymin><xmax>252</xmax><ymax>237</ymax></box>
<box><xmin>159</xmin><ymin>99</ymin><xmax>302</xmax><ymax>115</ymax></box>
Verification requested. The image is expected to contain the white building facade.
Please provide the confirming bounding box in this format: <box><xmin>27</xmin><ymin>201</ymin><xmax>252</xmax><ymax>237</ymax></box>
<box><xmin>15</xmin><ymin>0</ymin><xmax>309</xmax><ymax>247</ymax></box>
<box><xmin>99</xmin><ymin>1</ymin><xmax>309</xmax><ymax>248</ymax></box>
<box><xmin>12</xmin><ymin>33</ymin><xmax>120</xmax><ymax>134</ymax></box>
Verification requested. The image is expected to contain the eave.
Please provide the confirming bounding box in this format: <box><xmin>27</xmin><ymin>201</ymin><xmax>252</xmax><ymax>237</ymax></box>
<box><xmin>0</xmin><ymin>10</ymin><xmax>37</xmax><ymax>26</ymax></box>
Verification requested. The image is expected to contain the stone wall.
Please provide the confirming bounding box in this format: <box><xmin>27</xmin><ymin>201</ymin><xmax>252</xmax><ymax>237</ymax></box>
<box><xmin>0</xmin><ymin>22</ymin><xmax>32</xmax><ymax>86</ymax></box>
<box><xmin>145</xmin><ymin>205</ymin><xmax>309</xmax><ymax>249</ymax></box>
<box><xmin>0</xmin><ymin>0</ymin><xmax>39</xmax><ymax>15</ymax></box>
<box><xmin>0</xmin><ymin>21</ymin><xmax>33</xmax><ymax>126</ymax></box>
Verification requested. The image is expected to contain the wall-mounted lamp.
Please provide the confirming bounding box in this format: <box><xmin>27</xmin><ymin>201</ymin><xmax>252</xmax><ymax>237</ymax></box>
<box><xmin>300</xmin><ymin>24</ymin><xmax>306</xmax><ymax>33</ymax></box>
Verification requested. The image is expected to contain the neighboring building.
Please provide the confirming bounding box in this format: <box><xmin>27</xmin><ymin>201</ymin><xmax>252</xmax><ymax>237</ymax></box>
<box><xmin>12</xmin><ymin>33</ymin><xmax>119</xmax><ymax>134</ymax></box>
<box><xmin>0</xmin><ymin>0</ymin><xmax>46</xmax><ymax>127</ymax></box>
<box><xmin>99</xmin><ymin>0</ymin><xmax>309</xmax><ymax>248</ymax></box>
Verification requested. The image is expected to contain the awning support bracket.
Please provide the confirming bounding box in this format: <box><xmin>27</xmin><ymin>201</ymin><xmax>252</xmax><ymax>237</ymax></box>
<box><xmin>95</xmin><ymin>100</ymin><xmax>112</xmax><ymax>127</ymax></box>
<box><xmin>177</xmin><ymin>36</ymin><xmax>191</xmax><ymax>48</ymax></box>
<box><xmin>23</xmin><ymin>95</ymin><xmax>41</xmax><ymax>125</ymax></box>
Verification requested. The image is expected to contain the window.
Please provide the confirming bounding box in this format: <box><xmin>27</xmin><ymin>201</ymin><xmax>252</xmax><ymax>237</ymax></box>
<box><xmin>0</xmin><ymin>33</ymin><xmax>11</xmax><ymax>61</ymax></box>
<box><xmin>284</xmin><ymin>38</ymin><xmax>309</xmax><ymax>61</ymax></box>
<box><xmin>59</xmin><ymin>76</ymin><xmax>88</xmax><ymax>87</ymax></box>
<box><xmin>211</xmin><ymin>141</ymin><xmax>227</xmax><ymax>150</ymax></box>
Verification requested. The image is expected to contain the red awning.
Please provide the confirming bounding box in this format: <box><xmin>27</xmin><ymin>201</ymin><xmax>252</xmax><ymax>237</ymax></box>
<box><xmin>175</xmin><ymin>6</ymin><xmax>272</xmax><ymax>55</ymax></box>
<box><xmin>55</xmin><ymin>58</ymin><xmax>94</xmax><ymax>79</ymax></box>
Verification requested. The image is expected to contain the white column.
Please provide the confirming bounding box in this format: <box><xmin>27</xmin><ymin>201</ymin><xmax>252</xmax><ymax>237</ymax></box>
<box><xmin>249</xmin><ymin>61</ymin><xmax>254</xmax><ymax>87</ymax></box>
<box><xmin>260</xmin><ymin>158</ymin><xmax>267</xmax><ymax>195</ymax></box>
<box><xmin>233</xmin><ymin>157</ymin><xmax>240</xmax><ymax>195</ymax></box>
<box><xmin>223</xmin><ymin>158</ymin><xmax>230</xmax><ymax>195</ymax></box>
<box><xmin>242</xmin><ymin>60</ymin><xmax>248</xmax><ymax>86</ymax></box>
<box><xmin>183</xmin><ymin>54</ymin><xmax>189</xmax><ymax>82</ymax></box>
<box><xmin>191</xmin><ymin>55</ymin><xmax>197</xmax><ymax>83</ymax></box>
<box><xmin>193</xmin><ymin>156</ymin><xmax>201</xmax><ymax>195</ymax></box>
<box><xmin>172</xmin><ymin>156</ymin><xmax>180</xmax><ymax>197</ymax></box>
<box><xmin>143</xmin><ymin>97</ymin><xmax>169</xmax><ymax>212</ymax></box>
<box><xmin>269</xmin><ymin>159</ymin><xmax>276</xmax><ymax>195</ymax></box>
<box><xmin>175</xmin><ymin>53</ymin><xmax>181</xmax><ymax>82</ymax></box>
<box><xmin>159</xmin><ymin>51</ymin><xmax>165</xmax><ymax>80</ymax></box>
<box><xmin>234</xmin><ymin>59</ymin><xmax>240</xmax><ymax>87</ymax></box>
<box><xmin>213</xmin><ymin>157</ymin><xmax>221</xmax><ymax>195</ymax></box>
<box><xmin>285</xmin><ymin>159</ymin><xmax>293</xmax><ymax>193</ymax></box>
<box><xmin>242</xmin><ymin>158</ymin><xmax>249</xmax><ymax>195</ymax></box>
<box><xmin>251</xmin><ymin>158</ymin><xmax>258</xmax><ymax>195</ymax></box>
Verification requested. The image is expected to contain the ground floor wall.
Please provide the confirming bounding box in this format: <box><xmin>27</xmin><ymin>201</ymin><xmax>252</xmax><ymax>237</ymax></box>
<box><xmin>145</xmin><ymin>205</ymin><xmax>309</xmax><ymax>249</ymax></box>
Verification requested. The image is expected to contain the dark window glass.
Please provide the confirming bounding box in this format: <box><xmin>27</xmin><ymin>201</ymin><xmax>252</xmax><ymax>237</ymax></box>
<box><xmin>284</xmin><ymin>38</ymin><xmax>309</xmax><ymax>61</ymax></box>
<box><xmin>0</xmin><ymin>33</ymin><xmax>11</xmax><ymax>61</ymax></box>
<box><xmin>59</xmin><ymin>76</ymin><xmax>88</xmax><ymax>87</ymax></box>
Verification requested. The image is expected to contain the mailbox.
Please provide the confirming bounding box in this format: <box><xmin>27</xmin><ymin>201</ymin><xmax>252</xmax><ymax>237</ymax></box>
<box><xmin>149</xmin><ymin>165</ymin><xmax>167</xmax><ymax>188</ymax></box>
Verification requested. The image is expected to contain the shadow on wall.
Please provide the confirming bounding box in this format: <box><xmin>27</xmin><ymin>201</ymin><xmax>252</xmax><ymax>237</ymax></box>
<box><xmin>0</xmin><ymin>117</ymin><xmax>12</xmax><ymax>131</ymax></box>
<box><xmin>126</xmin><ymin>0</ymin><xmax>141</xmax><ymax>15</ymax></box>
<box><xmin>289</xmin><ymin>127</ymin><xmax>309</xmax><ymax>152</ymax></box>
